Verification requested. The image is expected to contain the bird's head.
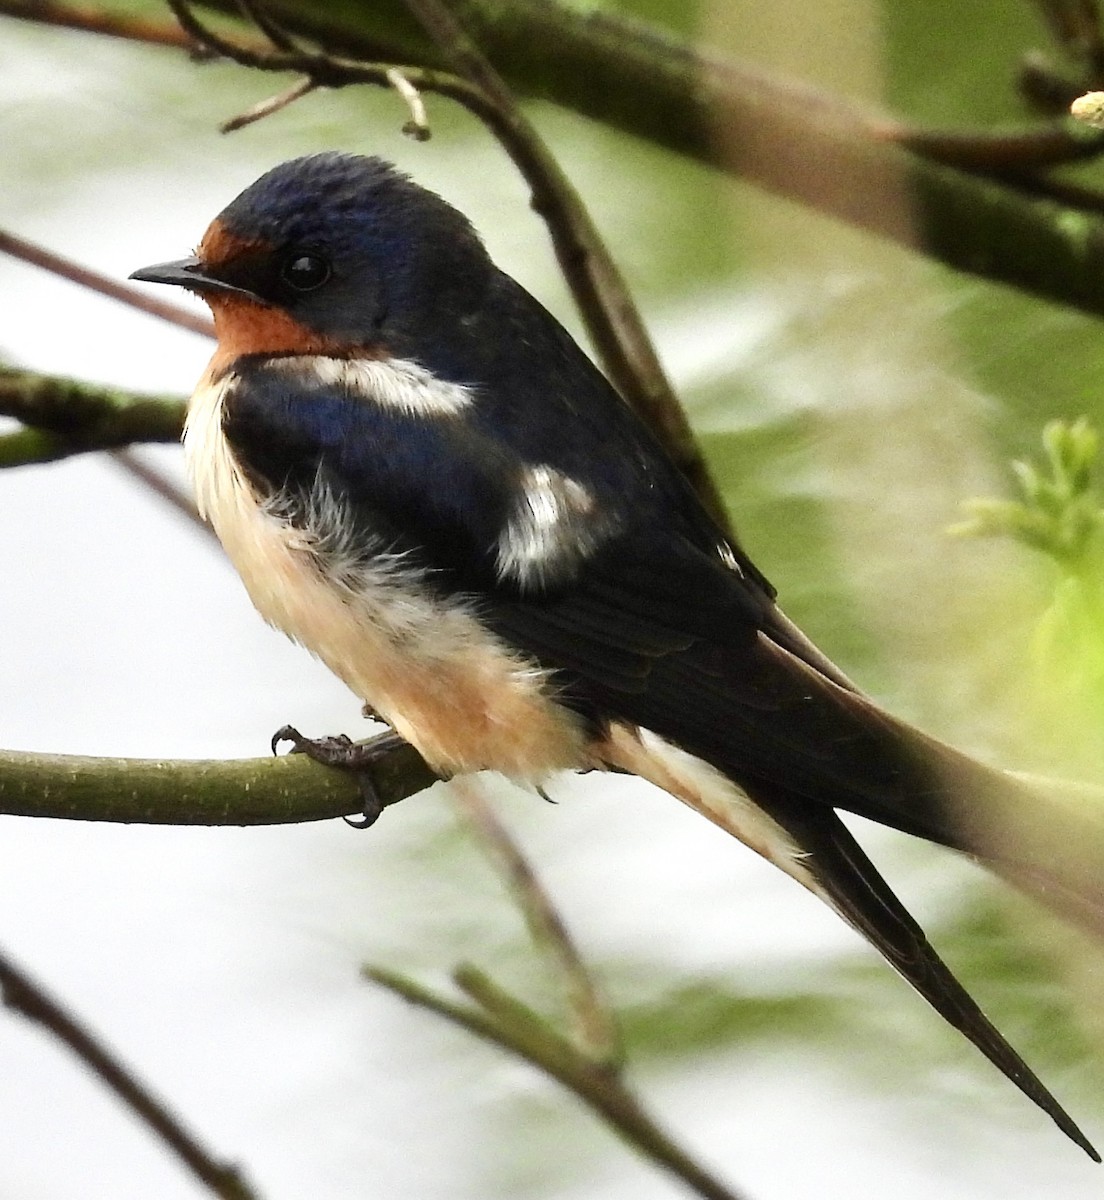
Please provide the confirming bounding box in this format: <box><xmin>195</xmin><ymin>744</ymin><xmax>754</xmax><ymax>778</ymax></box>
<box><xmin>130</xmin><ymin>152</ymin><xmax>493</xmax><ymax>363</ymax></box>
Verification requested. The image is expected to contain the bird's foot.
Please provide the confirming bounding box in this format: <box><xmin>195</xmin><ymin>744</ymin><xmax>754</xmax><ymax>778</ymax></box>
<box><xmin>271</xmin><ymin>724</ymin><xmax>408</xmax><ymax>829</ymax></box>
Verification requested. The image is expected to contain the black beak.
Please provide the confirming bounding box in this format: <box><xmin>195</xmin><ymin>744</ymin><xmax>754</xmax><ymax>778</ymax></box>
<box><xmin>128</xmin><ymin>255</ymin><xmax>261</xmax><ymax>301</ymax></box>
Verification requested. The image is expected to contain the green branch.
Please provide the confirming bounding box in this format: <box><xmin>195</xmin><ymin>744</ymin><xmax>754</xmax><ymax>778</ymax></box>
<box><xmin>0</xmin><ymin>368</ymin><xmax>185</xmax><ymax>466</ymax></box>
<box><xmin>12</xmin><ymin>2</ymin><xmax>1104</xmax><ymax>313</ymax></box>
<box><xmin>0</xmin><ymin>741</ymin><xmax>437</xmax><ymax>824</ymax></box>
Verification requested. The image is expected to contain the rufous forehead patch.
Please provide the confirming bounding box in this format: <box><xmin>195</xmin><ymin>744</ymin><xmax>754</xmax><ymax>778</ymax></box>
<box><xmin>198</xmin><ymin>217</ymin><xmax>270</xmax><ymax>267</ymax></box>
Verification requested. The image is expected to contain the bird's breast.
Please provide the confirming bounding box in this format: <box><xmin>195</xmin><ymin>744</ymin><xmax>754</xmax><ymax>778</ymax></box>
<box><xmin>183</xmin><ymin>365</ymin><xmax>588</xmax><ymax>780</ymax></box>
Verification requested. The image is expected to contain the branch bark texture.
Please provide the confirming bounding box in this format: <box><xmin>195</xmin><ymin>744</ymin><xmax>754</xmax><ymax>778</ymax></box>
<box><xmin>0</xmin><ymin>369</ymin><xmax>184</xmax><ymax>465</ymax></box>
<box><xmin>0</xmin><ymin>742</ymin><xmax>436</xmax><ymax>824</ymax></box>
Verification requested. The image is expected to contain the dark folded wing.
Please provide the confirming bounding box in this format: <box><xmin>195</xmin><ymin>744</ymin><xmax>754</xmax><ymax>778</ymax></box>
<box><xmin>485</xmin><ymin>531</ymin><xmax>984</xmax><ymax>851</ymax></box>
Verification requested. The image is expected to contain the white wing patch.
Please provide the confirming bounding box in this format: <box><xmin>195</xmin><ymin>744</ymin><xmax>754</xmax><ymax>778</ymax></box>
<box><xmin>716</xmin><ymin>540</ymin><xmax>744</xmax><ymax>575</ymax></box>
<box><xmin>497</xmin><ymin>464</ymin><xmax>613</xmax><ymax>590</ymax></box>
<box><xmin>265</xmin><ymin>354</ymin><xmax>475</xmax><ymax>417</ymax></box>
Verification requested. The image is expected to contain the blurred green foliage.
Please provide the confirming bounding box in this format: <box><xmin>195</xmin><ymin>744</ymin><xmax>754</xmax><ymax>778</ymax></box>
<box><xmin>956</xmin><ymin>419</ymin><xmax>1104</xmax><ymax>750</ymax></box>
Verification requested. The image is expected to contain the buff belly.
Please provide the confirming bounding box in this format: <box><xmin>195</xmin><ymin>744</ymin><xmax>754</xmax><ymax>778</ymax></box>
<box><xmin>183</xmin><ymin>371</ymin><xmax>588</xmax><ymax>780</ymax></box>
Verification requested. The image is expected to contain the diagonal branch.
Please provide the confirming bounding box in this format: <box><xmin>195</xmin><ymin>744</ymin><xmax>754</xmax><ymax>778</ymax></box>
<box><xmin>0</xmin><ymin>0</ymin><xmax>203</xmax><ymax>49</ymax></box>
<box><xmin>451</xmin><ymin>780</ymin><xmax>621</xmax><ymax>1064</ymax></box>
<box><xmin>360</xmin><ymin>783</ymin><xmax>754</xmax><ymax>1199</ymax></box>
<box><xmin>160</xmin><ymin>0</ymin><xmax>731</xmax><ymax>527</ymax></box>
<box><xmin>109</xmin><ymin>449</ymin><xmax>209</xmax><ymax>534</ymax></box>
<box><xmin>399</xmin><ymin>0</ymin><xmax>728</xmax><ymax>528</ymax></box>
<box><xmin>0</xmin><ymin>947</ymin><xmax>260</xmax><ymax>1200</ymax></box>
<box><xmin>0</xmin><ymin>229</ymin><xmax>213</xmax><ymax>337</ymax></box>
<box><xmin>11</xmin><ymin>2</ymin><xmax>1104</xmax><ymax>316</ymax></box>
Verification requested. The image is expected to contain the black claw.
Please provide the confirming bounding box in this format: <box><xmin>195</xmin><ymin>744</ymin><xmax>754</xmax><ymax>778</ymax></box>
<box><xmin>271</xmin><ymin>724</ymin><xmax>301</xmax><ymax>756</ymax></box>
<box><xmin>344</xmin><ymin>782</ymin><xmax>384</xmax><ymax>829</ymax></box>
<box><xmin>269</xmin><ymin>724</ymin><xmax>409</xmax><ymax>827</ymax></box>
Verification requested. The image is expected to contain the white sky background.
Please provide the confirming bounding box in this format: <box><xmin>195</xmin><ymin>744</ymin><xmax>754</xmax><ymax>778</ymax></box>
<box><xmin>1</xmin><ymin>10</ymin><xmax>1101</xmax><ymax>1200</ymax></box>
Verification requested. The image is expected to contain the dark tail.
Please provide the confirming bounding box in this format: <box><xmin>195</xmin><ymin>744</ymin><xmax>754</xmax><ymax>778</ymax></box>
<box><xmin>756</xmin><ymin>785</ymin><xmax>1100</xmax><ymax>1161</ymax></box>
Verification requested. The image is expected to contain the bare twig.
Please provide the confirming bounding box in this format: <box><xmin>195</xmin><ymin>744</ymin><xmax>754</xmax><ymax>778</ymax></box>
<box><xmin>386</xmin><ymin>66</ymin><xmax>431</xmax><ymax>140</ymax></box>
<box><xmin>220</xmin><ymin>75</ymin><xmax>316</xmax><ymax>132</ymax></box>
<box><xmin>160</xmin><ymin>0</ymin><xmax>731</xmax><ymax>526</ymax></box>
<box><xmin>451</xmin><ymin>780</ymin><xmax>620</xmax><ymax>1063</ymax></box>
<box><xmin>365</xmin><ymin>964</ymin><xmax>749</xmax><ymax>1200</ymax></box>
<box><xmin>0</xmin><ymin>229</ymin><xmax>214</xmax><ymax>338</ymax></box>
<box><xmin>413</xmin><ymin>782</ymin><xmax>747</xmax><ymax>1195</ymax></box>
<box><xmin>109</xmin><ymin>449</ymin><xmax>208</xmax><ymax>534</ymax></box>
<box><xmin>399</xmin><ymin>0</ymin><xmax>730</xmax><ymax>529</ymax></box>
<box><xmin>12</xmin><ymin>0</ymin><xmax>1104</xmax><ymax>317</ymax></box>
<box><xmin>233</xmin><ymin>0</ymin><xmax>296</xmax><ymax>52</ymax></box>
<box><xmin>163</xmin><ymin>0</ymin><xmax>420</xmax><ymax>90</ymax></box>
<box><xmin>0</xmin><ymin>0</ymin><xmax>201</xmax><ymax>50</ymax></box>
<box><xmin>157</xmin><ymin>2</ymin><xmax>500</xmax><ymax>145</ymax></box>
<box><xmin>10</xmin><ymin>0</ymin><xmax>1104</xmax><ymax>173</ymax></box>
<box><xmin>0</xmin><ymin>947</ymin><xmax>260</xmax><ymax>1200</ymax></box>
<box><xmin>447</xmin><ymin>965</ymin><xmax>748</xmax><ymax>1200</ymax></box>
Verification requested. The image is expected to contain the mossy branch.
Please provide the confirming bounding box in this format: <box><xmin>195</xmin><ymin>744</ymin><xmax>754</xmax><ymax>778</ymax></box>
<box><xmin>0</xmin><ymin>367</ymin><xmax>185</xmax><ymax>466</ymax></box>
<box><xmin>11</xmin><ymin>0</ymin><xmax>1104</xmax><ymax>316</ymax></box>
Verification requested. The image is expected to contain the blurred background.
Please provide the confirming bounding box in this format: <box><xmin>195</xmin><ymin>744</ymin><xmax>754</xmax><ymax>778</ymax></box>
<box><xmin>3</xmin><ymin>0</ymin><xmax>1104</xmax><ymax>1196</ymax></box>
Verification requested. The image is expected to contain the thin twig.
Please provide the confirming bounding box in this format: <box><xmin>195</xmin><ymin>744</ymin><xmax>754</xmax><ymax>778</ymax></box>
<box><xmin>399</xmin><ymin>0</ymin><xmax>731</xmax><ymax>530</ymax></box>
<box><xmin>163</xmin><ymin>0</ymin><xmax>412</xmax><ymax>90</ymax></box>
<box><xmin>365</xmin><ymin>963</ymin><xmax>750</xmax><ymax>1200</ymax></box>
<box><xmin>158</xmin><ymin>1</ymin><xmax>498</xmax><ymax>133</ymax></box>
<box><xmin>13</xmin><ymin>0</ymin><xmax>1104</xmax><ymax>320</ymax></box>
<box><xmin>0</xmin><ymin>947</ymin><xmax>260</xmax><ymax>1200</ymax></box>
<box><xmin>220</xmin><ymin>75</ymin><xmax>316</xmax><ymax>132</ymax></box>
<box><xmin>109</xmin><ymin>449</ymin><xmax>209</xmax><ymax>535</ymax></box>
<box><xmin>0</xmin><ymin>229</ymin><xmax>214</xmax><ymax>338</ymax></box>
<box><xmin>10</xmin><ymin>0</ymin><xmax>1104</xmax><ymax>173</ymax></box>
<box><xmin>234</xmin><ymin>0</ymin><xmax>297</xmax><ymax>52</ymax></box>
<box><xmin>386</xmin><ymin>66</ymin><xmax>431</xmax><ymax>140</ymax></box>
<box><xmin>0</xmin><ymin>0</ymin><xmax>201</xmax><ymax>50</ymax></box>
<box><xmin>450</xmin><ymin>780</ymin><xmax>620</xmax><ymax>1063</ymax></box>
<box><xmin>157</xmin><ymin>0</ymin><xmax>731</xmax><ymax>527</ymax></box>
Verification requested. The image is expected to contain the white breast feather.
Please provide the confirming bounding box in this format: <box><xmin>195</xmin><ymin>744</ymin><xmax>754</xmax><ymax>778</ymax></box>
<box><xmin>187</xmin><ymin>369</ymin><xmax>830</xmax><ymax>888</ymax></box>
<box><xmin>266</xmin><ymin>355</ymin><xmax>475</xmax><ymax>417</ymax></box>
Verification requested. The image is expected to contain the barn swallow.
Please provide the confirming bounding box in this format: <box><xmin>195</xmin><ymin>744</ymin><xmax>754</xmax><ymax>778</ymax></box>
<box><xmin>131</xmin><ymin>152</ymin><xmax>1097</xmax><ymax>1158</ymax></box>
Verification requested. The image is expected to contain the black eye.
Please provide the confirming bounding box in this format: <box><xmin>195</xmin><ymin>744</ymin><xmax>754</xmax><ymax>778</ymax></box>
<box><xmin>281</xmin><ymin>252</ymin><xmax>330</xmax><ymax>291</ymax></box>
